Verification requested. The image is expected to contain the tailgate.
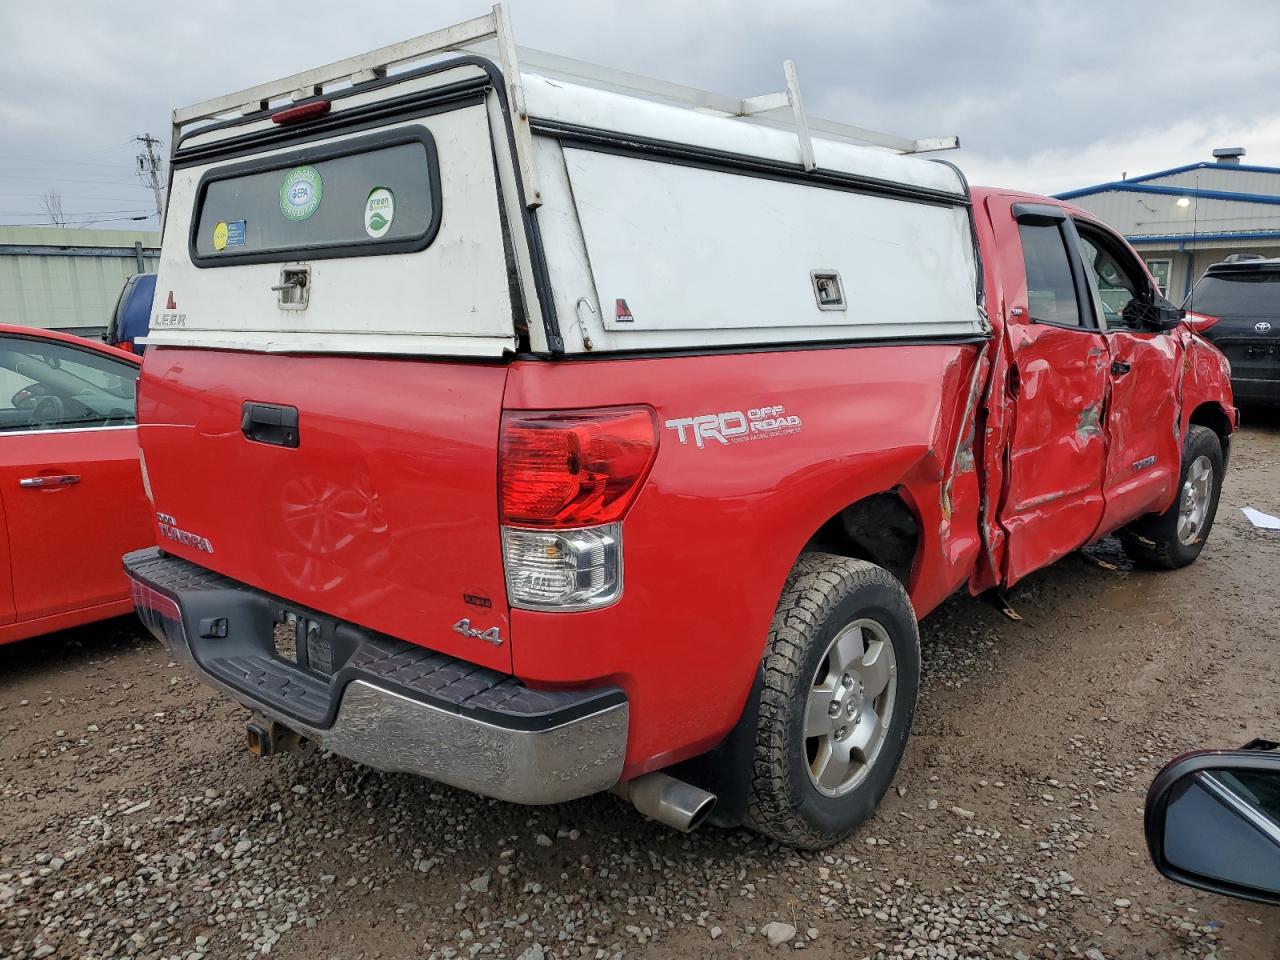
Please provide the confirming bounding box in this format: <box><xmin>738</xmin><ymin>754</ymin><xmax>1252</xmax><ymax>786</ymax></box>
<box><xmin>139</xmin><ymin>348</ymin><xmax>513</xmax><ymax>671</ymax></box>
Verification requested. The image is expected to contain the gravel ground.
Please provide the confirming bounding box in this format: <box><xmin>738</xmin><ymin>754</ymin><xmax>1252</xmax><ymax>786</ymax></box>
<box><xmin>3</xmin><ymin>418</ymin><xmax>1279</xmax><ymax>960</ymax></box>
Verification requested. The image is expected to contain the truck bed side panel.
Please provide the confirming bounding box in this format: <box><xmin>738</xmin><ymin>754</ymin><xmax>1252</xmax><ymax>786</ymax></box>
<box><xmin>503</xmin><ymin>342</ymin><xmax>982</xmax><ymax>775</ymax></box>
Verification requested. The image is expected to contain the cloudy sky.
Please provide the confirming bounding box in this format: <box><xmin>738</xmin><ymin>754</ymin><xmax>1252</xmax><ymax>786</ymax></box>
<box><xmin>3</xmin><ymin>0</ymin><xmax>1279</xmax><ymax>230</ymax></box>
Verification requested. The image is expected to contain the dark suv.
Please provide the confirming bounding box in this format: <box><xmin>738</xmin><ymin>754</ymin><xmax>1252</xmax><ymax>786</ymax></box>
<box><xmin>1185</xmin><ymin>257</ymin><xmax>1280</xmax><ymax>405</ymax></box>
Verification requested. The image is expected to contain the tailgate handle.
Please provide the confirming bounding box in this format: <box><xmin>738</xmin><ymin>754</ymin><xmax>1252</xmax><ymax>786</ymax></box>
<box><xmin>241</xmin><ymin>402</ymin><xmax>300</xmax><ymax>448</ymax></box>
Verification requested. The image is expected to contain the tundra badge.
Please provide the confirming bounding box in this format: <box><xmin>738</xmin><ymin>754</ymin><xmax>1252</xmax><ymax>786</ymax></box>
<box><xmin>156</xmin><ymin>512</ymin><xmax>214</xmax><ymax>553</ymax></box>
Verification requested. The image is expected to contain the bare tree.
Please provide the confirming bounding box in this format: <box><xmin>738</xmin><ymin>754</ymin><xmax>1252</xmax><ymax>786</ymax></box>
<box><xmin>40</xmin><ymin>190</ymin><xmax>67</xmax><ymax>227</ymax></box>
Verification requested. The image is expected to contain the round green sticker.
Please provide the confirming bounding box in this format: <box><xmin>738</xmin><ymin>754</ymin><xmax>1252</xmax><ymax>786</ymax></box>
<box><xmin>279</xmin><ymin>166</ymin><xmax>322</xmax><ymax>221</ymax></box>
<box><xmin>364</xmin><ymin>187</ymin><xmax>394</xmax><ymax>238</ymax></box>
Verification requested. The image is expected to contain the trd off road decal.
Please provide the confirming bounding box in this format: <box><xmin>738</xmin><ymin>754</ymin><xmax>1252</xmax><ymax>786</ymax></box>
<box><xmin>665</xmin><ymin>405</ymin><xmax>802</xmax><ymax>449</ymax></box>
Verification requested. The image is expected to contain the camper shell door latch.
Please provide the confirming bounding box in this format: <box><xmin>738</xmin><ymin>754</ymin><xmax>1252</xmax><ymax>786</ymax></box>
<box><xmin>273</xmin><ymin>266</ymin><xmax>310</xmax><ymax>310</ymax></box>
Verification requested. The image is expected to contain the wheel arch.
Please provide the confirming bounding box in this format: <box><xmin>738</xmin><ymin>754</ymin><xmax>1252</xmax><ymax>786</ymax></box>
<box><xmin>801</xmin><ymin>489</ymin><xmax>923</xmax><ymax>592</ymax></box>
<box><xmin>1187</xmin><ymin>401</ymin><xmax>1234</xmax><ymax>464</ymax></box>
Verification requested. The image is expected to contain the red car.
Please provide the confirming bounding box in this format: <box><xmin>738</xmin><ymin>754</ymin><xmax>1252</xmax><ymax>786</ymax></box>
<box><xmin>0</xmin><ymin>325</ymin><xmax>151</xmax><ymax>644</ymax></box>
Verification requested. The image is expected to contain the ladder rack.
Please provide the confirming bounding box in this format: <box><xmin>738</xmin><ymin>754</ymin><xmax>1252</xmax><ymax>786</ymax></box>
<box><xmin>171</xmin><ymin>4</ymin><xmax>959</xmax><ymax>208</ymax></box>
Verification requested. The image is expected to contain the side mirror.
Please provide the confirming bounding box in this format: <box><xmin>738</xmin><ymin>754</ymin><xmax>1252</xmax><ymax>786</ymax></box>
<box><xmin>1145</xmin><ymin>746</ymin><xmax>1280</xmax><ymax>905</ymax></box>
<box><xmin>1150</xmin><ymin>301</ymin><xmax>1185</xmax><ymax>331</ymax></box>
<box><xmin>1125</xmin><ymin>298</ymin><xmax>1184</xmax><ymax>332</ymax></box>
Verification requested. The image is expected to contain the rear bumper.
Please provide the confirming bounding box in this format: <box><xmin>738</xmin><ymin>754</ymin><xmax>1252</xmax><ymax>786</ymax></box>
<box><xmin>123</xmin><ymin>548</ymin><xmax>628</xmax><ymax>804</ymax></box>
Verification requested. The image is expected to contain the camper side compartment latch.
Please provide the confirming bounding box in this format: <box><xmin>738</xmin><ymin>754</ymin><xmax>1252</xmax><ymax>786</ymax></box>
<box><xmin>810</xmin><ymin>270</ymin><xmax>845</xmax><ymax>311</ymax></box>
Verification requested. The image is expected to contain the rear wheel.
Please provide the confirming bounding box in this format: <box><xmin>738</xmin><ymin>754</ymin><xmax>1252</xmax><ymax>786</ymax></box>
<box><xmin>745</xmin><ymin>553</ymin><xmax>920</xmax><ymax>850</ymax></box>
<box><xmin>1120</xmin><ymin>425</ymin><xmax>1224</xmax><ymax>569</ymax></box>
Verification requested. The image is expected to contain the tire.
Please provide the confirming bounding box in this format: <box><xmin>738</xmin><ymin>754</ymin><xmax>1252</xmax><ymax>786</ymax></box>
<box><xmin>1120</xmin><ymin>425</ymin><xmax>1224</xmax><ymax>570</ymax></box>
<box><xmin>744</xmin><ymin>553</ymin><xmax>920</xmax><ymax>850</ymax></box>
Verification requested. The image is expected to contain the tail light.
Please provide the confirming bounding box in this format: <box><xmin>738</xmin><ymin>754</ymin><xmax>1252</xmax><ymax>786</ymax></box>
<box><xmin>1184</xmin><ymin>311</ymin><xmax>1220</xmax><ymax>332</ymax></box>
<box><xmin>499</xmin><ymin>407</ymin><xmax>657</xmax><ymax>610</ymax></box>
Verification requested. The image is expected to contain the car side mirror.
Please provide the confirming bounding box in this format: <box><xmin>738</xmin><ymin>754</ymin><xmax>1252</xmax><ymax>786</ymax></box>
<box><xmin>1145</xmin><ymin>746</ymin><xmax>1280</xmax><ymax>905</ymax></box>
<box><xmin>1126</xmin><ymin>298</ymin><xmax>1184</xmax><ymax>332</ymax></box>
<box><xmin>1151</xmin><ymin>301</ymin><xmax>1185</xmax><ymax>331</ymax></box>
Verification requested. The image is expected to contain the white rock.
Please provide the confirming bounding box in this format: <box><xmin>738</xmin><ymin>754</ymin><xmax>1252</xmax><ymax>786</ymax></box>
<box><xmin>762</xmin><ymin>921</ymin><xmax>797</xmax><ymax>947</ymax></box>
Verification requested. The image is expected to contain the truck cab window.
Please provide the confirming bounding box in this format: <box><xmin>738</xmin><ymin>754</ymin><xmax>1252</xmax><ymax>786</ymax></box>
<box><xmin>1017</xmin><ymin>223</ymin><xmax>1083</xmax><ymax>327</ymax></box>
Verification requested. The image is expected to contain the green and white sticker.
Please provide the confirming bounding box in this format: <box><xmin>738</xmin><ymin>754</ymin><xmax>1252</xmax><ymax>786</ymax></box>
<box><xmin>279</xmin><ymin>166</ymin><xmax>322</xmax><ymax>221</ymax></box>
<box><xmin>364</xmin><ymin>187</ymin><xmax>395</xmax><ymax>238</ymax></box>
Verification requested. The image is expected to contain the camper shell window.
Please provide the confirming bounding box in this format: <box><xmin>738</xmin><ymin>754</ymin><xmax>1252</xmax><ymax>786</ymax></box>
<box><xmin>190</xmin><ymin>127</ymin><xmax>442</xmax><ymax>266</ymax></box>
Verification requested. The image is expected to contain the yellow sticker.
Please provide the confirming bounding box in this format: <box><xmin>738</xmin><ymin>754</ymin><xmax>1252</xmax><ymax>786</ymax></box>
<box><xmin>212</xmin><ymin>221</ymin><xmax>229</xmax><ymax>251</ymax></box>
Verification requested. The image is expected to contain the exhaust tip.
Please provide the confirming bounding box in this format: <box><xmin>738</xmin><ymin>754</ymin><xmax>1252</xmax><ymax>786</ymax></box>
<box><xmin>617</xmin><ymin>772</ymin><xmax>717</xmax><ymax>833</ymax></box>
<box><xmin>678</xmin><ymin>791</ymin><xmax>717</xmax><ymax>833</ymax></box>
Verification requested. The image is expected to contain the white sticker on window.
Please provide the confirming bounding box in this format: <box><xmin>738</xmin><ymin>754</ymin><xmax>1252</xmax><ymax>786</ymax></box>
<box><xmin>364</xmin><ymin>187</ymin><xmax>395</xmax><ymax>239</ymax></box>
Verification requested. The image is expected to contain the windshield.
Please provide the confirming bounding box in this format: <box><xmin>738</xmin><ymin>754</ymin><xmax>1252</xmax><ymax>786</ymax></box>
<box><xmin>1186</xmin><ymin>271</ymin><xmax>1280</xmax><ymax>319</ymax></box>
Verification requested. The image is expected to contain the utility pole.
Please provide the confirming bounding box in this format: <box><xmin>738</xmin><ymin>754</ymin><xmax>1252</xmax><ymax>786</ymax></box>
<box><xmin>135</xmin><ymin>133</ymin><xmax>165</xmax><ymax>223</ymax></box>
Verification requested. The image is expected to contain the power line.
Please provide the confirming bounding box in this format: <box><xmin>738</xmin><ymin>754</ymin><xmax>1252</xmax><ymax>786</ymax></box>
<box><xmin>0</xmin><ymin>156</ymin><xmax>128</xmax><ymax>169</ymax></box>
<box><xmin>4</xmin><ymin>215</ymin><xmax>155</xmax><ymax>226</ymax></box>
<box><xmin>0</xmin><ymin>173</ymin><xmax>145</xmax><ymax>186</ymax></box>
<box><xmin>0</xmin><ymin>209</ymin><xmax>154</xmax><ymax>217</ymax></box>
<box><xmin>0</xmin><ymin>193</ymin><xmax>151</xmax><ymax>202</ymax></box>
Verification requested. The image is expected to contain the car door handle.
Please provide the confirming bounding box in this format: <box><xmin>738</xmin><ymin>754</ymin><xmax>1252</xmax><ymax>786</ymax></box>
<box><xmin>19</xmin><ymin>474</ymin><xmax>81</xmax><ymax>488</ymax></box>
<box><xmin>1111</xmin><ymin>360</ymin><xmax>1132</xmax><ymax>376</ymax></box>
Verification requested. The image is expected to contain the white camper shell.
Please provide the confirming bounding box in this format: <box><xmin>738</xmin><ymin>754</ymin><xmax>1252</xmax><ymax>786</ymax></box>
<box><xmin>153</xmin><ymin>6</ymin><xmax>986</xmax><ymax>358</ymax></box>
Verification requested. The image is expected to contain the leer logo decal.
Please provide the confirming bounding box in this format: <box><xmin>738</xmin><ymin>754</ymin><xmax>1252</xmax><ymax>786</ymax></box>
<box><xmin>155</xmin><ymin>290</ymin><xmax>186</xmax><ymax>328</ymax></box>
<box><xmin>665</xmin><ymin>404</ymin><xmax>803</xmax><ymax>449</ymax></box>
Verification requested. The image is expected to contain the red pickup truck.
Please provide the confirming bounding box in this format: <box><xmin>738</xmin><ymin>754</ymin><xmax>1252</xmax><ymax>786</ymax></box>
<box><xmin>124</xmin><ymin>13</ymin><xmax>1234</xmax><ymax>850</ymax></box>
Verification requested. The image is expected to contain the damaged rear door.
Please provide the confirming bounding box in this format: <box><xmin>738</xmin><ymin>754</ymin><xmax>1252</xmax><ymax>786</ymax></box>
<box><xmin>990</xmin><ymin>196</ymin><xmax>1108</xmax><ymax>585</ymax></box>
